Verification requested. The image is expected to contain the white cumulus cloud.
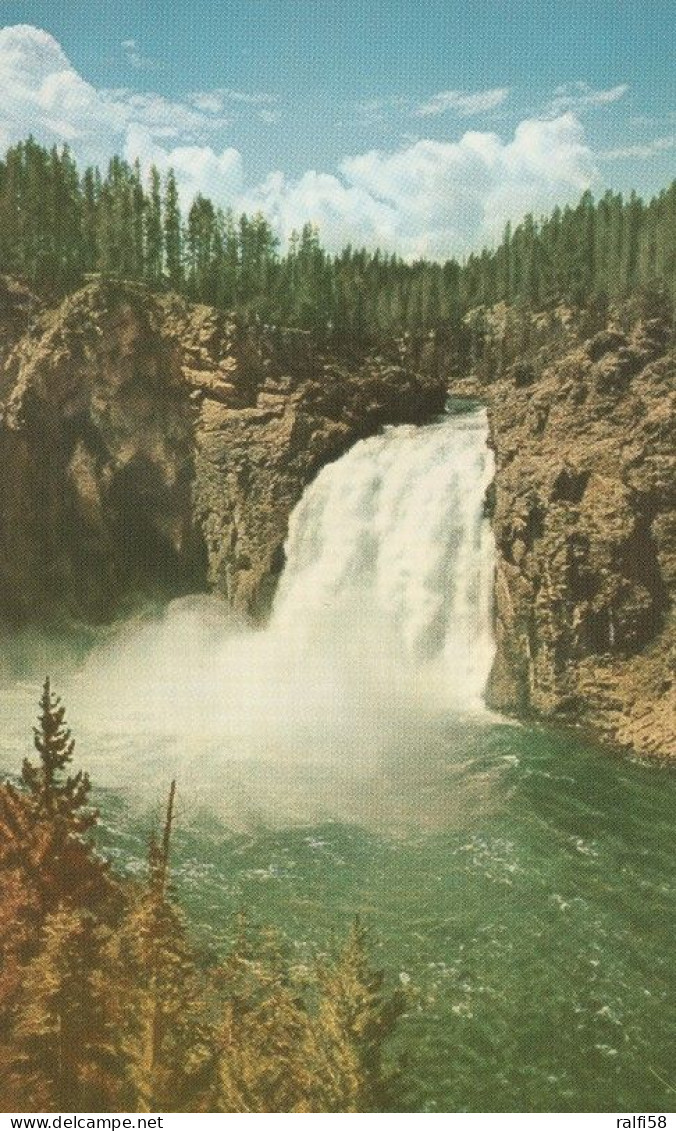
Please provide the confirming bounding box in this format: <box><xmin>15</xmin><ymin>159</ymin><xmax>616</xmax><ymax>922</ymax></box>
<box><xmin>0</xmin><ymin>24</ymin><xmax>122</xmax><ymax>149</ymax></box>
<box><xmin>0</xmin><ymin>24</ymin><xmax>602</xmax><ymax>260</ymax></box>
<box><xmin>124</xmin><ymin>125</ymin><xmax>244</xmax><ymax>204</ymax></box>
<box><xmin>243</xmin><ymin>113</ymin><xmax>596</xmax><ymax>259</ymax></box>
<box><xmin>0</xmin><ymin>24</ymin><xmax>236</xmax><ymax>160</ymax></box>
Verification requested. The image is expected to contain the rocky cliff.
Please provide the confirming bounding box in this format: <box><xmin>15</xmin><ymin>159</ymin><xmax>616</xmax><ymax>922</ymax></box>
<box><xmin>0</xmin><ymin>280</ymin><xmax>446</xmax><ymax>625</ymax></box>
<box><xmin>483</xmin><ymin>312</ymin><xmax>675</xmax><ymax>759</ymax></box>
<box><xmin>0</xmin><ymin>279</ymin><xmax>673</xmax><ymax>758</ymax></box>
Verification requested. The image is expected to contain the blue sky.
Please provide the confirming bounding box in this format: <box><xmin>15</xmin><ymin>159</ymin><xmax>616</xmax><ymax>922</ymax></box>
<box><xmin>1</xmin><ymin>1</ymin><xmax>674</xmax><ymax>258</ymax></box>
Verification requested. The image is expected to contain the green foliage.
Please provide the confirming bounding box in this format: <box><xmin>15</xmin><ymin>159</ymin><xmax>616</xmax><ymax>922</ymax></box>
<box><xmin>108</xmin><ymin>781</ymin><xmax>211</xmax><ymax>1112</ymax></box>
<box><xmin>109</xmin><ymin>881</ymin><xmax>209</xmax><ymax>1111</ymax></box>
<box><xmin>163</xmin><ymin>169</ymin><xmax>183</xmax><ymax>291</ymax></box>
<box><xmin>1</xmin><ymin>139</ymin><xmax>675</xmax><ymax>344</ymax></box>
<box><xmin>12</xmin><ymin>907</ymin><xmax>117</xmax><ymax>1111</ymax></box>
<box><xmin>215</xmin><ymin>912</ymin><xmax>314</xmax><ymax>1112</ymax></box>
<box><xmin>23</xmin><ymin>677</ymin><xmax>95</xmax><ymax>830</ymax></box>
<box><xmin>214</xmin><ymin>913</ymin><xmax>405</xmax><ymax>1113</ymax></box>
<box><xmin>309</xmin><ymin>917</ymin><xmax>406</xmax><ymax>1112</ymax></box>
<box><xmin>0</xmin><ymin>685</ymin><xmax>408</xmax><ymax>1113</ymax></box>
<box><xmin>0</xmin><ymin>679</ymin><xmax>111</xmax><ymax>929</ymax></box>
<box><xmin>0</xmin><ymin>681</ymin><xmax>119</xmax><ymax>1110</ymax></box>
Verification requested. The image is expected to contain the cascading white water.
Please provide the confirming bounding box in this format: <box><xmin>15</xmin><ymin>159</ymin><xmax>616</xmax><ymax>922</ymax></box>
<box><xmin>0</xmin><ymin>403</ymin><xmax>497</xmax><ymax>815</ymax></box>
<box><xmin>273</xmin><ymin>404</ymin><xmax>495</xmax><ymax>710</ymax></box>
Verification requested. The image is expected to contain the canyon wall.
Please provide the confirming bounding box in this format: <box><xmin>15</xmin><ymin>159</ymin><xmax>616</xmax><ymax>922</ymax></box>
<box><xmin>0</xmin><ymin>280</ymin><xmax>445</xmax><ymax>624</ymax></box>
<box><xmin>483</xmin><ymin>314</ymin><xmax>675</xmax><ymax>758</ymax></box>
<box><xmin>0</xmin><ymin>279</ymin><xmax>673</xmax><ymax>757</ymax></box>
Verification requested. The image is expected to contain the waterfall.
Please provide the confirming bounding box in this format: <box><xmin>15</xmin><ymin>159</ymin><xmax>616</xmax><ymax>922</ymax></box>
<box><xmin>273</xmin><ymin>404</ymin><xmax>495</xmax><ymax>711</ymax></box>
<box><xmin>10</xmin><ymin>402</ymin><xmax>498</xmax><ymax>807</ymax></box>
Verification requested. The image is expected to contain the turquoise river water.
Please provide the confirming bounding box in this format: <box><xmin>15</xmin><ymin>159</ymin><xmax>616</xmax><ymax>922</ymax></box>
<box><xmin>0</xmin><ymin>405</ymin><xmax>673</xmax><ymax>1112</ymax></box>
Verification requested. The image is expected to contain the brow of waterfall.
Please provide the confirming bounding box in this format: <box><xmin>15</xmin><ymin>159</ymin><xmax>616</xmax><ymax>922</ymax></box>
<box><xmin>272</xmin><ymin>407</ymin><xmax>496</xmax><ymax>712</ymax></box>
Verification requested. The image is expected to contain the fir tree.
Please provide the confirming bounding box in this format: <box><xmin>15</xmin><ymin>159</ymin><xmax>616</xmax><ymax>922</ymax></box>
<box><xmin>1</xmin><ymin>135</ymin><xmax>675</xmax><ymax>359</ymax></box>
<box><xmin>163</xmin><ymin>169</ymin><xmax>183</xmax><ymax>291</ymax></box>
<box><xmin>81</xmin><ymin>166</ymin><xmax>100</xmax><ymax>274</ymax></box>
<box><xmin>12</xmin><ymin>907</ymin><xmax>118</xmax><ymax>1111</ymax></box>
<box><xmin>0</xmin><ymin>679</ymin><xmax>113</xmax><ymax>953</ymax></box>
<box><xmin>215</xmin><ymin>912</ymin><xmax>313</xmax><ymax>1112</ymax></box>
<box><xmin>22</xmin><ymin>677</ymin><xmax>95</xmax><ymax>830</ymax></box>
<box><xmin>110</xmin><ymin>782</ymin><xmax>209</xmax><ymax>1112</ymax></box>
<box><xmin>0</xmin><ymin>682</ymin><xmax>118</xmax><ymax>1111</ymax></box>
<box><xmin>145</xmin><ymin>165</ymin><xmax>164</xmax><ymax>287</ymax></box>
<box><xmin>0</xmin><ymin>680</ymin><xmax>412</xmax><ymax>1114</ymax></box>
<box><xmin>309</xmin><ymin>918</ymin><xmax>405</xmax><ymax>1113</ymax></box>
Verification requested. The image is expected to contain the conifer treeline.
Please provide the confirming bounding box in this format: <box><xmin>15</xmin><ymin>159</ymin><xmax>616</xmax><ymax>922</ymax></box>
<box><xmin>0</xmin><ymin>681</ymin><xmax>404</xmax><ymax>1113</ymax></box>
<box><xmin>1</xmin><ymin>138</ymin><xmax>676</xmax><ymax>339</ymax></box>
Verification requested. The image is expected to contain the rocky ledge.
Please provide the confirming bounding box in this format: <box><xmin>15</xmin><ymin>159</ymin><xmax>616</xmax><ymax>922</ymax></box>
<box><xmin>484</xmin><ymin>315</ymin><xmax>675</xmax><ymax>759</ymax></box>
<box><xmin>0</xmin><ymin>280</ymin><xmax>446</xmax><ymax>625</ymax></box>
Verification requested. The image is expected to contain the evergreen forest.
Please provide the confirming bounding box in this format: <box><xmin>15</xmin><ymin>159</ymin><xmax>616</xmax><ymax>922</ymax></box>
<box><xmin>0</xmin><ymin>681</ymin><xmax>405</xmax><ymax>1113</ymax></box>
<box><xmin>1</xmin><ymin>138</ymin><xmax>676</xmax><ymax>342</ymax></box>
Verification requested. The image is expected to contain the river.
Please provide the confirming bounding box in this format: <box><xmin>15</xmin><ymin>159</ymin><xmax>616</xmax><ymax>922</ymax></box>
<box><xmin>0</xmin><ymin>404</ymin><xmax>674</xmax><ymax>1111</ymax></box>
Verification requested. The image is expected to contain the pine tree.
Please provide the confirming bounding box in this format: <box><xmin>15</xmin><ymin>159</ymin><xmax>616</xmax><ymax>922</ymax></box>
<box><xmin>0</xmin><ymin>787</ymin><xmax>43</xmax><ymax>1059</ymax></box>
<box><xmin>22</xmin><ymin>678</ymin><xmax>94</xmax><ymax>828</ymax></box>
<box><xmin>0</xmin><ymin>679</ymin><xmax>113</xmax><ymax>950</ymax></box>
<box><xmin>0</xmin><ymin>681</ymin><xmax>118</xmax><ymax>1110</ymax></box>
<box><xmin>186</xmin><ymin>194</ymin><xmax>218</xmax><ymax>302</ymax></box>
<box><xmin>218</xmin><ymin>207</ymin><xmax>239</xmax><ymax>308</ymax></box>
<box><xmin>2</xmin><ymin>134</ymin><xmax>676</xmax><ymax>345</ymax></box>
<box><xmin>145</xmin><ymin>166</ymin><xmax>164</xmax><ymax>287</ymax></box>
<box><xmin>129</xmin><ymin>158</ymin><xmax>146</xmax><ymax>281</ymax></box>
<box><xmin>81</xmin><ymin>166</ymin><xmax>99</xmax><ymax>274</ymax></box>
<box><xmin>164</xmin><ymin>169</ymin><xmax>183</xmax><ymax>291</ymax></box>
<box><xmin>0</xmin><ymin>144</ymin><xmax>23</xmax><ymax>275</ymax></box>
<box><xmin>622</xmin><ymin>190</ymin><xmax>644</xmax><ymax>295</ymax></box>
<box><xmin>12</xmin><ymin>907</ymin><xmax>118</xmax><ymax>1111</ymax></box>
<box><xmin>215</xmin><ymin>912</ymin><xmax>313</xmax><ymax>1112</ymax></box>
<box><xmin>110</xmin><ymin>782</ymin><xmax>209</xmax><ymax>1112</ymax></box>
<box><xmin>309</xmin><ymin>918</ymin><xmax>405</xmax><ymax>1112</ymax></box>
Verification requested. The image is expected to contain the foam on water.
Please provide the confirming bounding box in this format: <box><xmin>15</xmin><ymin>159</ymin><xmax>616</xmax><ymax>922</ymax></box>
<box><xmin>0</xmin><ymin>405</ymin><xmax>497</xmax><ymax>812</ymax></box>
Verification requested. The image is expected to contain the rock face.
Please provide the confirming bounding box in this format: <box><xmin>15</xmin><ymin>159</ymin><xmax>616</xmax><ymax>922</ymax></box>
<box><xmin>0</xmin><ymin>281</ymin><xmax>446</xmax><ymax>624</ymax></box>
<box><xmin>484</xmin><ymin>317</ymin><xmax>676</xmax><ymax>759</ymax></box>
<box><xmin>0</xmin><ymin>277</ymin><xmax>40</xmax><ymax>380</ymax></box>
<box><xmin>0</xmin><ymin>279</ymin><xmax>673</xmax><ymax>758</ymax></box>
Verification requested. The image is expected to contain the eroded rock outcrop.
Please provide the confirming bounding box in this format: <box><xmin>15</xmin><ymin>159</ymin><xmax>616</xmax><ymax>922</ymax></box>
<box><xmin>0</xmin><ymin>281</ymin><xmax>446</xmax><ymax>624</ymax></box>
<box><xmin>484</xmin><ymin>316</ymin><xmax>676</xmax><ymax>758</ymax></box>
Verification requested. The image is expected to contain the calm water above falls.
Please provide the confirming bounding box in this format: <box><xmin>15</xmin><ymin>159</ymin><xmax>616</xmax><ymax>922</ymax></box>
<box><xmin>1</xmin><ymin>406</ymin><xmax>675</xmax><ymax>1112</ymax></box>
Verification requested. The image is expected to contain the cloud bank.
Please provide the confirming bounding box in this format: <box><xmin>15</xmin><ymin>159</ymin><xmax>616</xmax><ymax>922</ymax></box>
<box><xmin>0</xmin><ymin>23</ymin><xmax>603</xmax><ymax>258</ymax></box>
<box><xmin>238</xmin><ymin>116</ymin><xmax>596</xmax><ymax>258</ymax></box>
